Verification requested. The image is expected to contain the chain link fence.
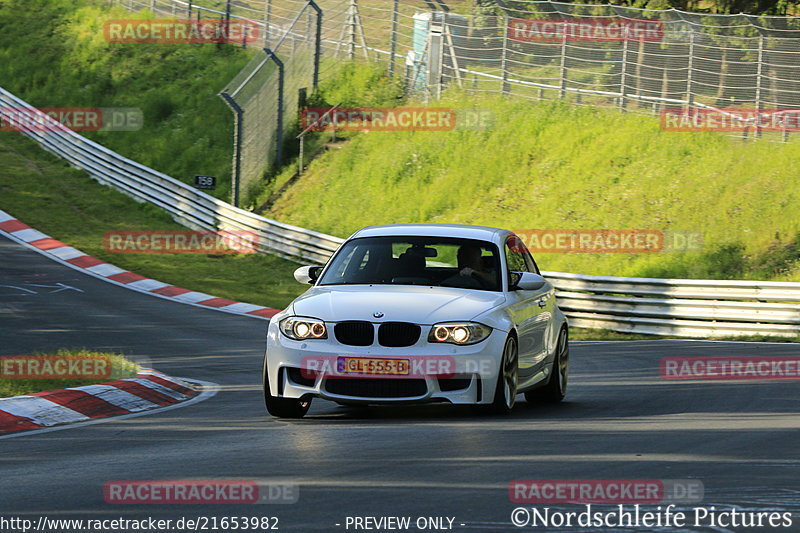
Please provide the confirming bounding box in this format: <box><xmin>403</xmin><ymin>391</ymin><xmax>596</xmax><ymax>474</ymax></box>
<box><xmin>219</xmin><ymin>1</ymin><xmax>321</xmax><ymax>207</ymax></box>
<box><xmin>110</xmin><ymin>0</ymin><xmax>800</xmax><ymax>204</ymax></box>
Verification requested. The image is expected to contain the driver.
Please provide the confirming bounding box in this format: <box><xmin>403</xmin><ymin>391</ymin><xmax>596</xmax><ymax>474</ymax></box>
<box><xmin>454</xmin><ymin>245</ymin><xmax>495</xmax><ymax>287</ymax></box>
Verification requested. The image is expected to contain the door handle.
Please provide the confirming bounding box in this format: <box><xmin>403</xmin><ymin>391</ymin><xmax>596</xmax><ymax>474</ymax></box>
<box><xmin>538</xmin><ymin>299</ymin><xmax>547</xmax><ymax>308</ymax></box>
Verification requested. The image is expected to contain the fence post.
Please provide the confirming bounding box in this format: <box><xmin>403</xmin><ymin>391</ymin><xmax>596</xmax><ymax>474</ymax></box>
<box><xmin>309</xmin><ymin>0</ymin><xmax>323</xmax><ymax>91</ymax></box>
<box><xmin>225</xmin><ymin>0</ymin><xmax>231</xmax><ymax>23</ymax></box>
<box><xmin>218</xmin><ymin>93</ymin><xmax>243</xmax><ymax>208</ymax></box>
<box><xmin>428</xmin><ymin>22</ymin><xmax>444</xmax><ymax>99</ymax></box>
<box><xmin>754</xmin><ymin>35</ymin><xmax>764</xmax><ymax>139</ymax></box>
<box><xmin>619</xmin><ymin>37</ymin><xmax>629</xmax><ymax>111</ymax></box>
<box><xmin>686</xmin><ymin>31</ymin><xmax>695</xmax><ymax>109</ymax></box>
<box><xmin>272</xmin><ymin>51</ymin><xmax>285</xmax><ymax>168</ymax></box>
<box><xmin>389</xmin><ymin>0</ymin><xmax>400</xmax><ymax>77</ymax></box>
<box><xmin>559</xmin><ymin>32</ymin><xmax>567</xmax><ymax>99</ymax></box>
<box><xmin>187</xmin><ymin>0</ymin><xmax>192</xmax><ymax>18</ymax></box>
<box><xmin>264</xmin><ymin>0</ymin><xmax>272</xmax><ymax>48</ymax></box>
<box><xmin>150</xmin><ymin>0</ymin><xmax>156</xmax><ymax>12</ymax></box>
<box><xmin>348</xmin><ymin>0</ymin><xmax>357</xmax><ymax>60</ymax></box>
<box><xmin>500</xmin><ymin>14</ymin><xmax>510</xmax><ymax>95</ymax></box>
<box><xmin>299</xmin><ymin>136</ymin><xmax>305</xmax><ymax>176</ymax></box>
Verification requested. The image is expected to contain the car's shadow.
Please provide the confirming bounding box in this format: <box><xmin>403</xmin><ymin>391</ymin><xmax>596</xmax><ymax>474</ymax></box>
<box><xmin>300</xmin><ymin>399</ymin><xmax>581</xmax><ymax>423</ymax></box>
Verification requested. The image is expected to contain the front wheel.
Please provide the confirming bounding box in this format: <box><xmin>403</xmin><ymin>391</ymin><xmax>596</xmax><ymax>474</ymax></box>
<box><xmin>525</xmin><ymin>327</ymin><xmax>568</xmax><ymax>403</ymax></box>
<box><xmin>489</xmin><ymin>335</ymin><xmax>519</xmax><ymax>414</ymax></box>
<box><xmin>263</xmin><ymin>363</ymin><xmax>311</xmax><ymax>418</ymax></box>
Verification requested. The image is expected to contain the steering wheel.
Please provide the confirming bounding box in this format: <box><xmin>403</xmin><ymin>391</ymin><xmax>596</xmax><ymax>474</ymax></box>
<box><xmin>469</xmin><ymin>271</ymin><xmax>491</xmax><ymax>289</ymax></box>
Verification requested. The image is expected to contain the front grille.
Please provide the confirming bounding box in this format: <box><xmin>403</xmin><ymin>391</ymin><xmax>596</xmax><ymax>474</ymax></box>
<box><xmin>334</xmin><ymin>321</ymin><xmax>374</xmax><ymax>346</ymax></box>
<box><xmin>325</xmin><ymin>378</ymin><xmax>428</xmax><ymax>398</ymax></box>
<box><xmin>378</xmin><ymin>322</ymin><xmax>421</xmax><ymax>347</ymax></box>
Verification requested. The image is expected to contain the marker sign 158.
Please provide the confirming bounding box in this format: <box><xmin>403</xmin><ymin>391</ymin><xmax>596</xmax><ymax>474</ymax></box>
<box><xmin>194</xmin><ymin>175</ymin><xmax>216</xmax><ymax>190</ymax></box>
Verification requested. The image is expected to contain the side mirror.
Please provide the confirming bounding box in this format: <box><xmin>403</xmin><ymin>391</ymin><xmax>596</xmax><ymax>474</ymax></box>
<box><xmin>510</xmin><ymin>272</ymin><xmax>546</xmax><ymax>291</ymax></box>
<box><xmin>294</xmin><ymin>265</ymin><xmax>323</xmax><ymax>285</ymax></box>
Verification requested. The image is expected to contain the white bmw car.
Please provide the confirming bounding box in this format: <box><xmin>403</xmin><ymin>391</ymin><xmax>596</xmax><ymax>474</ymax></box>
<box><xmin>262</xmin><ymin>224</ymin><xmax>569</xmax><ymax>418</ymax></box>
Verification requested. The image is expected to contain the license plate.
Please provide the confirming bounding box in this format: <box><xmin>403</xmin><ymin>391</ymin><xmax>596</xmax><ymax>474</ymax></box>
<box><xmin>337</xmin><ymin>357</ymin><xmax>410</xmax><ymax>376</ymax></box>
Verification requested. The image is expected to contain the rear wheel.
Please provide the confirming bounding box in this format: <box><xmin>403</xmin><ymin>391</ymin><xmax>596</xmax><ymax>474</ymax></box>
<box><xmin>489</xmin><ymin>335</ymin><xmax>519</xmax><ymax>414</ymax></box>
<box><xmin>525</xmin><ymin>328</ymin><xmax>568</xmax><ymax>404</ymax></box>
<box><xmin>263</xmin><ymin>363</ymin><xmax>311</xmax><ymax>418</ymax></box>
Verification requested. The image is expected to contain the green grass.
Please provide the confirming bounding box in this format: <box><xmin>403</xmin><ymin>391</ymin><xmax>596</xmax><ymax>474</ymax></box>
<box><xmin>0</xmin><ymin>0</ymin><xmax>254</xmax><ymax>202</ymax></box>
<box><xmin>0</xmin><ymin>349</ymin><xmax>138</xmax><ymax>398</ymax></box>
<box><xmin>266</xmin><ymin>83</ymin><xmax>800</xmax><ymax>282</ymax></box>
<box><xmin>0</xmin><ymin>133</ymin><xmax>306</xmax><ymax>309</ymax></box>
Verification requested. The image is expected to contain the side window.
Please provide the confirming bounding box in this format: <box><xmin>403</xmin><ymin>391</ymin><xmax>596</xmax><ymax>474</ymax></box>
<box><xmin>524</xmin><ymin>251</ymin><xmax>540</xmax><ymax>275</ymax></box>
<box><xmin>505</xmin><ymin>237</ymin><xmax>531</xmax><ymax>274</ymax></box>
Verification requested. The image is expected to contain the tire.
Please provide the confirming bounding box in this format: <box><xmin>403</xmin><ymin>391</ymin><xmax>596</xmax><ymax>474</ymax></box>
<box><xmin>489</xmin><ymin>335</ymin><xmax>519</xmax><ymax>414</ymax></box>
<box><xmin>525</xmin><ymin>327</ymin><xmax>568</xmax><ymax>404</ymax></box>
<box><xmin>263</xmin><ymin>363</ymin><xmax>311</xmax><ymax>418</ymax></box>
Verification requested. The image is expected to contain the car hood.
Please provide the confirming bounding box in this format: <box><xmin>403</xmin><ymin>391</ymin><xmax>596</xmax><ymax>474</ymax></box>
<box><xmin>291</xmin><ymin>285</ymin><xmax>506</xmax><ymax>324</ymax></box>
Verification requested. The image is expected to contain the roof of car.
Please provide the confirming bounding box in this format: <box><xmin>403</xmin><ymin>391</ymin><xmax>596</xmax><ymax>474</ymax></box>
<box><xmin>350</xmin><ymin>224</ymin><xmax>511</xmax><ymax>242</ymax></box>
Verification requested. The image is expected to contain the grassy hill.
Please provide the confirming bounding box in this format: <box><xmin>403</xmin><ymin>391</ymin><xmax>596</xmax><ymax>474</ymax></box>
<box><xmin>0</xmin><ymin>0</ymin><xmax>252</xmax><ymax>201</ymax></box>
<box><xmin>266</xmin><ymin>89</ymin><xmax>800</xmax><ymax>281</ymax></box>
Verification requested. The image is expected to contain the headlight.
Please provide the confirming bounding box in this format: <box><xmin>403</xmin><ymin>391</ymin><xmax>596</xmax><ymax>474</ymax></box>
<box><xmin>280</xmin><ymin>317</ymin><xmax>327</xmax><ymax>340</ymax></box>
<box><xmin>428</xmin><ymin>323</ymin><xmax>491</xmax><ymax>345</ymax></box>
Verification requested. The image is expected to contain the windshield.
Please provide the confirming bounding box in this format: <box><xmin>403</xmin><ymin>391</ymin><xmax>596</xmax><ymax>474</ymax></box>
<box><xmin>318</xmin><ymin>236</ymin><xmax>502</xmax><ymax>291</ymax></box>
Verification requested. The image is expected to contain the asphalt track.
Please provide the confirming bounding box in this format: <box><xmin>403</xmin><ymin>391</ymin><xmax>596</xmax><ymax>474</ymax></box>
<box><xmin>1</xmin><ymin>233</ymin><xmax>799</xmax><ymax>533</ymax></box>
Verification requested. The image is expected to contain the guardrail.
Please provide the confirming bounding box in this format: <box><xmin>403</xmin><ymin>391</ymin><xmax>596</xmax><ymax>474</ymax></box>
<box><xmin>543</xmin><ymin>271</ymin><xmax>800</xmax><ymax>337</ymax></box>
<box><xmin>3</xmin><ymin>87</ymin><xmax>800</xmax><ymax>338</ymax></box>
<box><xmin>0</xmin><ymin>87</ymin><xmax>344</xmax><ymax>265</ymax></box>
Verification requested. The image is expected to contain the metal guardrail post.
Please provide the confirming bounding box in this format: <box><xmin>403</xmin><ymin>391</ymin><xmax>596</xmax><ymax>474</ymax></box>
<box><xmin>218</xmin><ymin>92</ymin><xmax>243</xmax><ymax>208</ymax></box>
<box><xmin>389</xmin><ymin>0</ymin><xmax>400</xmax><ymax>77</ymax></box>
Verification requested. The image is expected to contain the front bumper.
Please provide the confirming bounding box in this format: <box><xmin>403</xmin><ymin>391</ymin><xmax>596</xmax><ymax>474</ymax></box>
<box><xmin>264</xmin><ymin>321</ymin><xmax>507</xmax><ymax>405</ymax></box>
